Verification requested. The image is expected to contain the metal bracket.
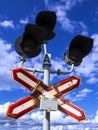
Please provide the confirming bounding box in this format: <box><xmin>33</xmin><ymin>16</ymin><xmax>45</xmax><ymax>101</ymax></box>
<box><xmin>20</xmin><ymin>57</ymin><xmax>26</xmax><ymax>66</ymax></box>
<box><xmin>25</xmin><ymin>64</ymin><xmax>74</xmax><ymax>75</ymax></box>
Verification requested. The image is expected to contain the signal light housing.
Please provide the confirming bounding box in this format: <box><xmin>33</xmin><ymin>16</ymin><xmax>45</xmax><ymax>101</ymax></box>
<box><xmin>36</xmin><ymin>11</ymin><xmax>56</xmax><ymax>41</ymax></box>
<box><xmin>15</xmin><ymin>11</ymin><xmax>57</xmax><ymax>58</ymax></box>
<box><xmin>15</xmin><ymin>24</ymin><xmax>46</xmax><ymax>58</ymax></box>
<box><xmin>64</xmin><ymin>35</ymin><xmax>93</xmax><ymax>66</ymax></box>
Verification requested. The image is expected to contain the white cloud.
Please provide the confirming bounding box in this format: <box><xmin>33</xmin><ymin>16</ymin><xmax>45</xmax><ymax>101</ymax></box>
<box><xmin>44</xmin><ymin>0</ymin><xmax>48</xmax><ymax>7</ymax></box>
<box><xmin>0</xmin><ymin>102</ymin><xmax>10</xmax><ymax>116</ymax></box>
<box><xmin>65</xmin><ymin>88</ymin><xmax>93</xmax><ymax>102</ymax></box>
<box><xmin>0</xmin><ymin>37</ymin><xmax>43</xmax><ymax>91</ymax></box>
<box><xmin>87</xmin><ymin>77</ymin><xmax>98</xmax><ymax>84</ymax></box>
<box><xmin>79</xmin><ymin>21</ymin><xmax>88</xmax><ymax>35</ymax></box>
<box><xmin>51</xmin><ymin>125</ymin><xmax>64</xmax><ymax>130</ymax></box>
<box><xmin>4</xmin><ymin>123</ymin><xmax>10</xmax><ymax>127</ymax></box>
<box><xmin>0</xmin><ymin>38</ymin><xmax>20</xmax><ymax>90</ymax></box>
<box><xmin>0</xmin><ymin>20</ymin><xmax>14</xmax><ymax>28</ymax></box>
<box><xmin>74</xmin><ymin>34</ymin><xmax>98</xmax><ymax>82</ymax></box>
<box><xmin>44</xmin><ymin>0</ymin><xmax>84</xmax><ymax>11</ymax></box>
<box><xmin>94</xmin><ymin>110</ymin><xmax>98</xmax><ymax>123</ymax></box>
<box><xmin>51</xmin><ymin>58</ymin><xmax>67</xmax><ymax>71</ymax></box>
<box><xmin>44</xmin><ymin>0</ymin><xmax>87</xmax><ymax>34</ymax></box>
<box><xmin>1</xmin><ymin>101</ymin><xmax>98</xmax><ymax>130</ymax></box>
<box><xmin>50</xmin><ymin>3</ymin><xmax>75</xmax><ymax>33</ymax></box>
<box><xmin>30</xmin><ymin>111</ymin><xmax>43</xmax><ymax>123</ymax></box>
<box><xmin>20</xmin><ymin>18</ymin><xmax>29</xmax><ymax>24</ymax></box>
<box><xmin>51</xmin><ymin>111</ymin><xmax>75</xmax><ymax>125</ymax></box>
<box><xmin>75</xmin><ymin>88</ymin><xmax>92</xmax><ymax>98</ymax></box>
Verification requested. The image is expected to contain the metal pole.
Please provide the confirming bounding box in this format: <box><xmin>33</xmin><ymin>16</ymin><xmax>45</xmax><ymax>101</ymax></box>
<box><xmin>43</xmin><ymin>43</ymin><xmax>51</xmax><ymax>130</ymax></box>
<box><xmin>43</xmin><ymin>65</ymin><xmax>50</xmax><ymax>130</ymax></box>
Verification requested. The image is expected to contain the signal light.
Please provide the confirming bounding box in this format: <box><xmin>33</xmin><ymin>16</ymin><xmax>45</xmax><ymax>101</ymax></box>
<box><xmin>15</xmin><ymin>24</ymin><xmax>46</xmax><ymax>58</ymax></box>
<box><xmin>64</xmin><ymin>35</ymin><xmax>93</xmax><ymax>66</ymax></box>
<box><xmin>36</xmin><ymin>11</ymin><xmax>56</xmax><ymax>41</ymax></box>
<box><xmin>15</xmin><ymin>11</ymin><xmax>57</xmax><ymax>58</ymax></box>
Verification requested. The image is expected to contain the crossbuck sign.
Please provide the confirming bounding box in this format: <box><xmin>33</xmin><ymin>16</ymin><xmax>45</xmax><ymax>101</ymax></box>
<box><xmin>6</xmin><ymin>67</ymin><xmax>86</xmax><ymax>121</ymax></box>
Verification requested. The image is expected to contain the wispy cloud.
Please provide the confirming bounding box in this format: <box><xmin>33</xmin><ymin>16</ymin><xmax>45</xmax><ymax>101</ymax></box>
<box><xmin>75</xmin><ymin>88</ymin><xmax>93</xmax><ymax>100</ymax></box>
<box><xmin>87</xmin><ymin>77</ymin><xmax>98</xmax><ymax>84</ymax></box>
<box><xmin>44</xmin><ymin>0</ymin><xmax>88</xmax><ymax>34</ymax></box>
<box><xmin>75</xmin><ymin>34</ymin><xmax>98</xmax><ymax>83</ymax></box>
<box><xmin>44</xmin><ymin>0</ymin><xmax>48</xmax><ymax>7</ymax></box>
<box><xmin>0</xmin><ymin>38</ymin><xmax>20</xmax><ymax>90</ymax></box>
<box><xmin>44</xmin><ymin>0</ymin><xmax>84</xmax><ymax>11</ymax></box>
<box><xmin>20</xmin><ymin>18</ymin><xmax>29</xmax><ymax>24</ymax></box>
<box><xmin>0</xmin><ymin>20</ymin><xmax>14</xmax><ymax>28</ymax></box>
<box><xmin>65</xmin><ymin>88</ymin><xmax>93</xmax><ymax>102</ymax></box>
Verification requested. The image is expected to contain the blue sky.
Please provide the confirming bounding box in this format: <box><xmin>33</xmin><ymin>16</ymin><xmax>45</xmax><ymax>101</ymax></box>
<box><xmin>0</xmin><ymin>0</ymin><xmax>98</xmax><ymax>129</ymax></box>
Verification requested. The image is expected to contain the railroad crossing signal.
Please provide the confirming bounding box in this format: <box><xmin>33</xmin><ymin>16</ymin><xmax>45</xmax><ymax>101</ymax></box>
<box><xmin>6</xmin><ymin>67</ymin><xmax>86</xmax><ymax>121</ymax></box>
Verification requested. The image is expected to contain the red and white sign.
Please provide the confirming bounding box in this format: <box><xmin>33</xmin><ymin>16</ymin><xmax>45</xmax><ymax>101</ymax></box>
<box><xmin>58</xmin><ymin>98</ymin><xmax>86</xmax><ymax>121</ymax></box>
<box><xmin>6</xmin><ymin>67</ymin><xmax>86</xmax><ymax>121</ymax></box>
<box><xmin>6</xmin><ymin>95</ymin><xmax>39</xmax><ymax>119</ymax></box>
<box><xmin>11</xmin><ymin>68</ymin><xmax>42</xmax><ymax>91</ymax></box>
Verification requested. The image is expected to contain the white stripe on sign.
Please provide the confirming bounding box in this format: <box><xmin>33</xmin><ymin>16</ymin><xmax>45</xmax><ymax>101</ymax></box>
<box><xmin>17</xmin><ymin>72</ymin><xmax>37</xmax><ymax>88</ymax></box>
<box><xmin>37</xmin><ymin>80</ymin><xmax>78</xmax><ymax>98</ymax></box>
<box><xmin>12</xmin><ymin>99</ymin><xmax>35</xmax><ymax>114</ymax></box>
<box><xmin>62</xmin><ymin>104</ymin><xmax>81</xmax><ymax>116</ymax></box>
<box><xmin>58</xmin><ymin>80</ymin><xmax>77</xmax><ymax>92</ymax></box>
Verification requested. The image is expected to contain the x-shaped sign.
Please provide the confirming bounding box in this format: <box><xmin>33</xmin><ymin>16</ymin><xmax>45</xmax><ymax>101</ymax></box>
<box><xmin>6</xmin><ymin>68</ymin><xmax>86</xmax><ymax>121</ymax></box>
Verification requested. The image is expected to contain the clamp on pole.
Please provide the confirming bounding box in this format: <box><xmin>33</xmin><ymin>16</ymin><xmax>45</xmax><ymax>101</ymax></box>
<box><xmin>20</xmin><ymin>57</ymin><xmax>26</xmax><ymax>66</ymax></box>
